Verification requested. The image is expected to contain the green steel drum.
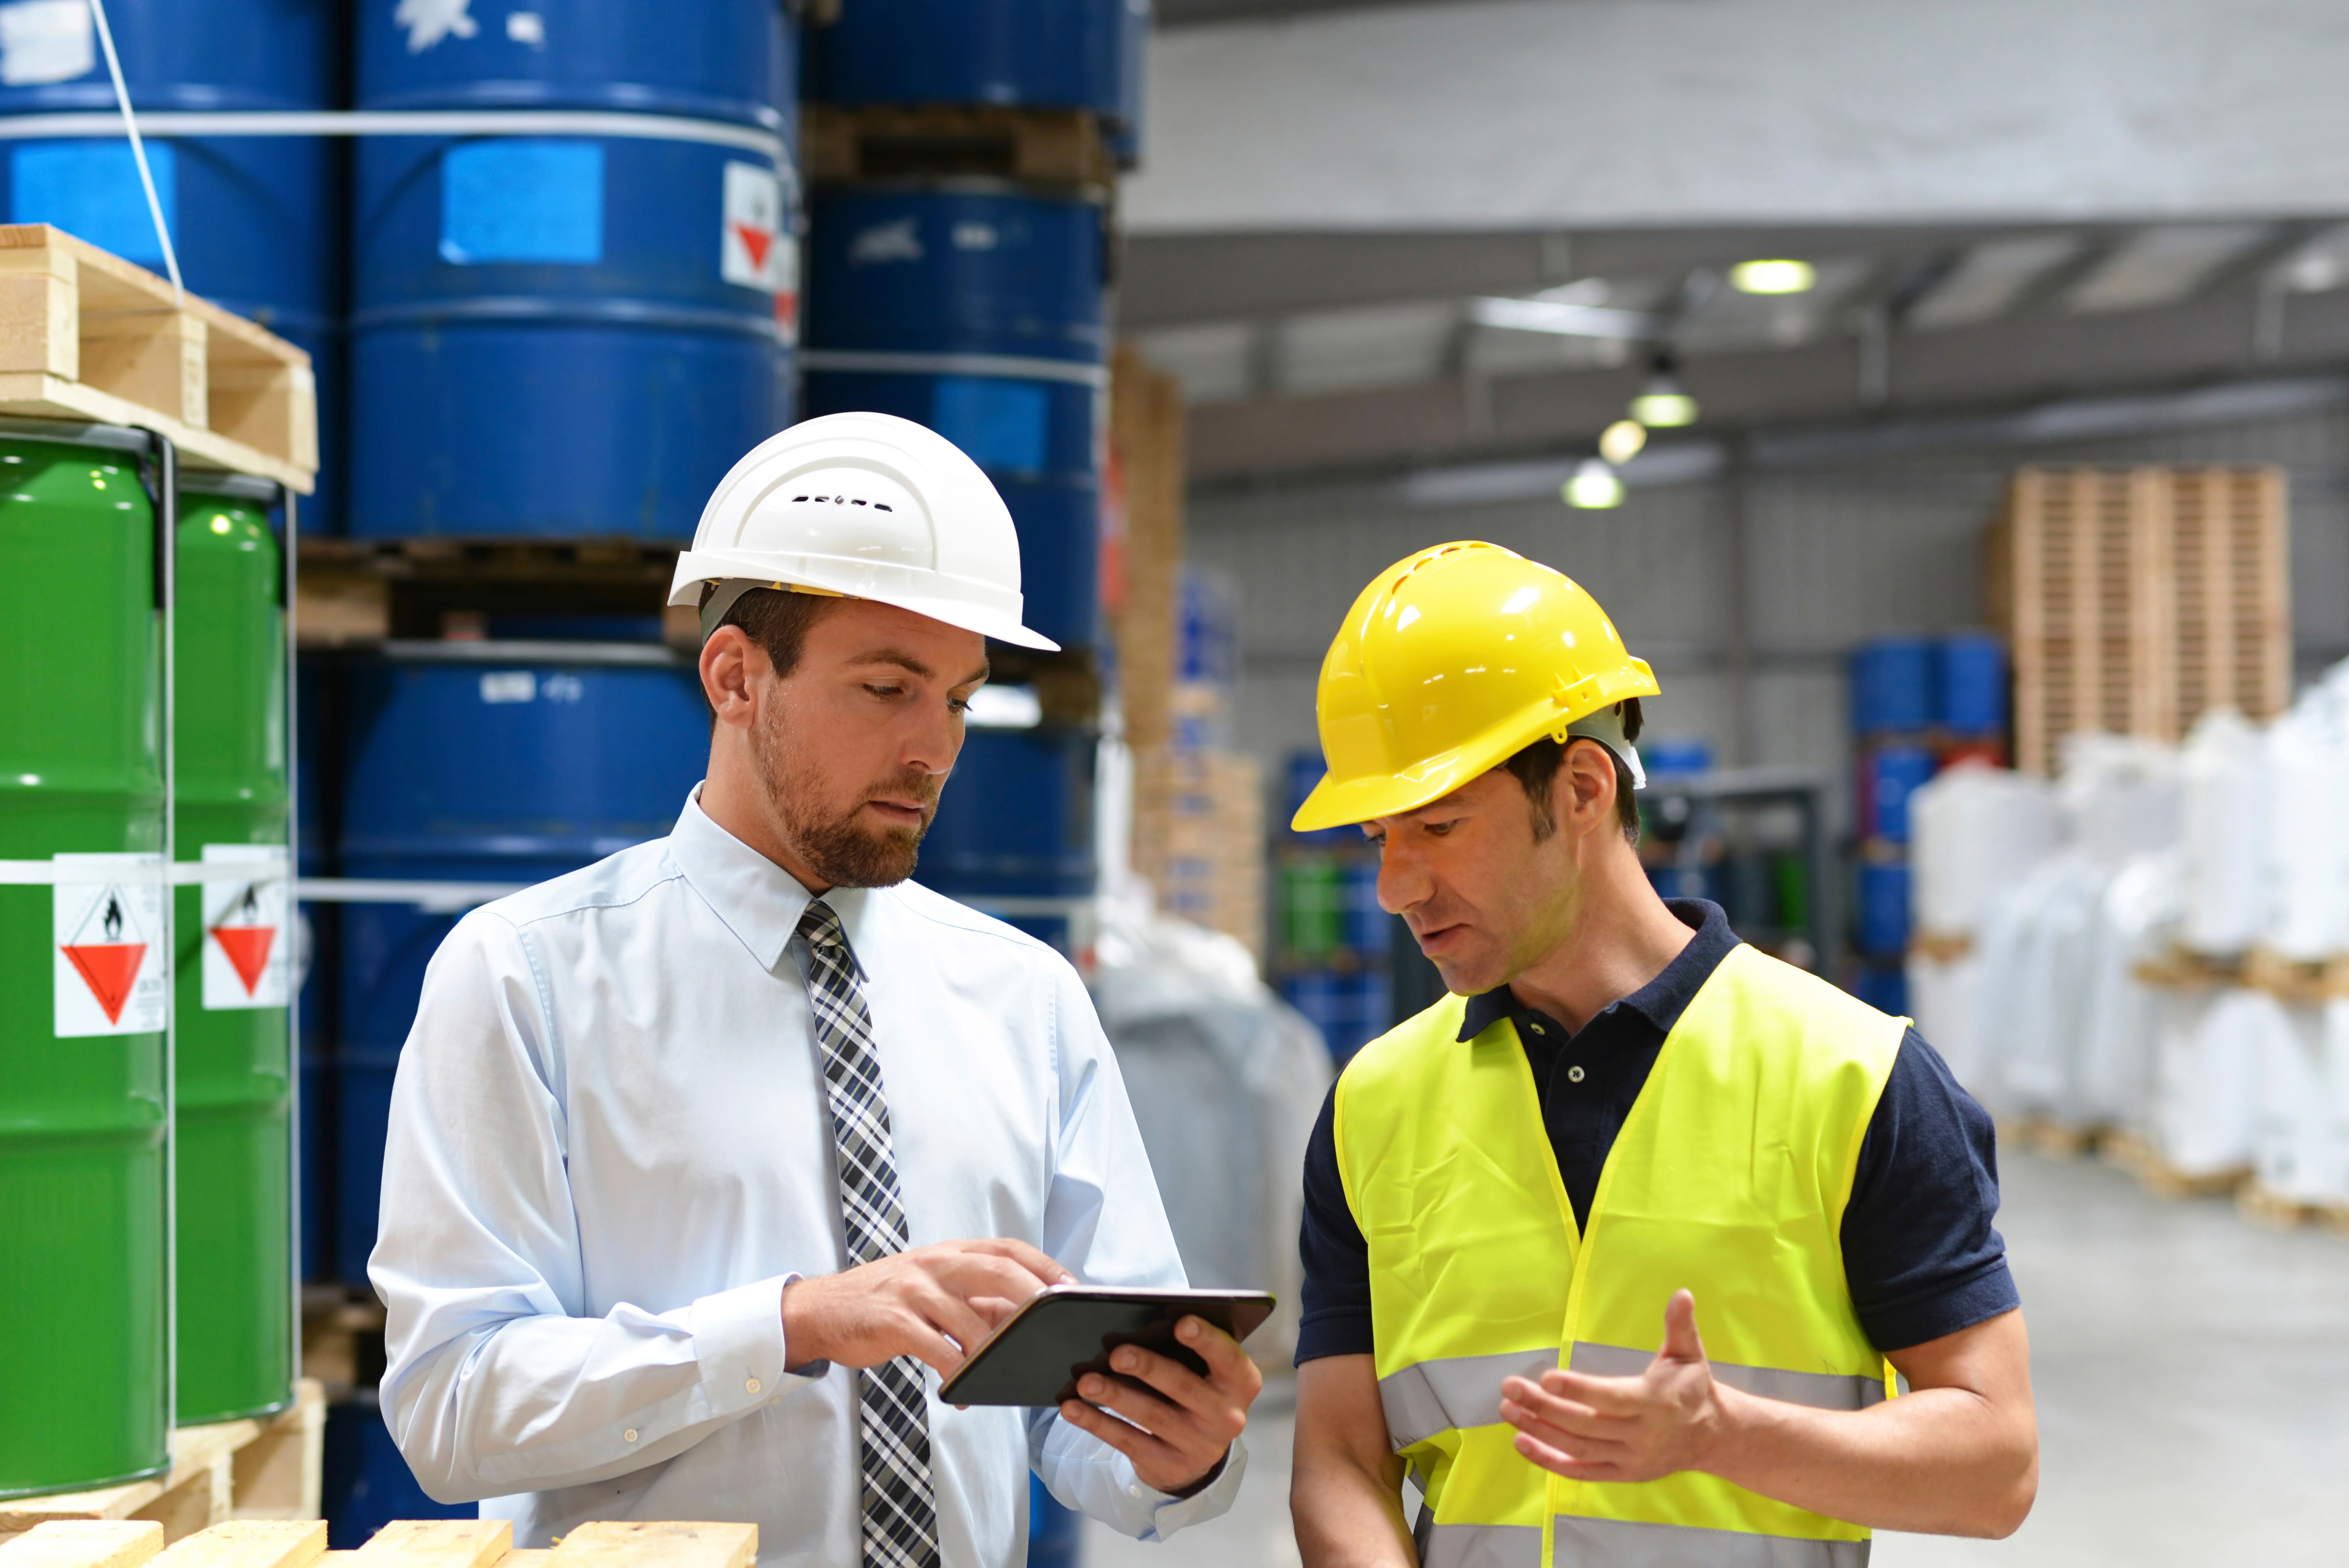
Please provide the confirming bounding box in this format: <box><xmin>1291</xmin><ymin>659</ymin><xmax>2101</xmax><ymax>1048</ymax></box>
<box><xmin>0</xmin><ymin>429</ymin><xmax>168</xmax><ymax>1495</ymax></box>
<box><xmin>173</xmin><ymin>482</ymin><xmax>292</xmax><ymax>1423</ymax></box>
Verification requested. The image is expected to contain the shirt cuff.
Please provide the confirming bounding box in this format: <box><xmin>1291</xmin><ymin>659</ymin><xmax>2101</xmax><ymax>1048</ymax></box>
<box><xmin>692</xmin><ymin>1274</ymin><xmax>825</xmax><ymax>1414</ymax></box>
<box><xmin>1141</xmin><ymin>1434</ymin><xmax>1249</xmax><ymax>1538</ymax></box>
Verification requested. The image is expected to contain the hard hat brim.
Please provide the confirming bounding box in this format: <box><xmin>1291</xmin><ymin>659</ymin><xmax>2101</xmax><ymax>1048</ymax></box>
<box><xmin>1289</xmin><ymin>662</ymin><xmax>1661</xmax><ymax>832</ymax></box>
<box><xmin>669</xmin><ymin>552</ymin><xmax>1060</xmax><ymax>651</ymax></box>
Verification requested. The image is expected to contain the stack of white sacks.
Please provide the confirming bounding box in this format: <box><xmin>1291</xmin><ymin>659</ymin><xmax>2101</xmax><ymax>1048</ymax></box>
<box><xmin>1909</xmin><ymin>658</ymin><xmax>2349</xmax><ymax>1201</ymax></box>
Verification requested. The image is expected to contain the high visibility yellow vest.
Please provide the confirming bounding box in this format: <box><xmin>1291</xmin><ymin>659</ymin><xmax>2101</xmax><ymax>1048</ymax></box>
<box><xmin>1333</xmin><ymin>943</ymin><xmax>1905</xmax><ymax>1568</ymax></box>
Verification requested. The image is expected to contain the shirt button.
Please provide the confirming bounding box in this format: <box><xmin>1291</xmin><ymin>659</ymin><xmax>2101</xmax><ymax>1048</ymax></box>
<box><xmin>746</xmin><ymin>1378</ymin><xmax>763</xmax><ymax>1395</ymax></box>
<box><xmin>1567</xmin><ymin>1064</ymin><xmax>1586</xmax><ymax>1083</ymax></box>
<box><xmin>1527</xmin><ymin>1021</ymin><xmax>1545</xmax><ymax>1035</ymax></box>
<box><xmin>624</xmin><ymin>1428</ymin><xmax>639</xmax><ymax>1443</ymax></box>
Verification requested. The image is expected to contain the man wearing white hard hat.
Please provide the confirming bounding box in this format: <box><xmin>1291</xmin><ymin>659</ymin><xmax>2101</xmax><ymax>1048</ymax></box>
<box><xmin>371</xmin><ymin>413</ymin><xmax>1260</xmax><ymax>1565</ymax></box>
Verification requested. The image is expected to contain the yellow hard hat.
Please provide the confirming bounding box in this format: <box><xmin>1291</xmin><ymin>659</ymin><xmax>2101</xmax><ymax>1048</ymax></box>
<box><xmin>1291</xmin><ymin>541</ymin><xmax>1660</xmax><ymax>832</ymax></box>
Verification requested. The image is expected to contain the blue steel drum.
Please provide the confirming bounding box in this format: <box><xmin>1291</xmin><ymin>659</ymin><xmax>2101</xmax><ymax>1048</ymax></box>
<box><xmin>332</xmin><ymin>645</ymin><xmax>708</xmax><ymax>1281</ymax></box>
<box><xmin>1850</xmin><ymin>960</ymin><xmax>1909</xmax><ymax>1019</ymax></box>
<box><xmin>1029</xmin><ymin>1472</ymin><xmax>1082</xmax><ymax>1568</ymax></box>
<box><xmin>807</xmin><ymin>0</ymin><xmax>1145</xmax><ymax>141</ymax></box>
<box><xmin>349</xmin><ymin>2</ymin><xmax>795</xmax><ymax>538</ymax></box>
<box><xmin>0</xmin><ymin>0</ymin><xmax>347</xmax><ymax>529</ymax></box>
<box><xmin>323</xmin><ymin>1399</ymin><xmax>471</xmax><ymax>1548</ymax></box>
<box><xmin>1854</xmin><ymin>859</ymin><xmax>1912</xmax><ymax>959</ymax></box>
<box><xmin>1939</xmin><ymin>631</ymin><xmax>2008</xmax><ymax>738</ymax></box>
<box><xmin>920</xmin><ymin>727</ymin><xmax>1095</xmax><ymax>901</ymax></box>
<box><xmin>295</xmin><ymin>654</ymin><xmax>337</xmax><ymax>1281</ymax></box>
<box><xmin>1281</xmin><ymin>969</ymin><xmax>1391</xmax><ymax>1066</ymax></box>
<box><xmin>1862</xmin><ymin>744</ymin><xmax>1939</xmax><ymax>846</ymax></box>
<box><xmin>1849</xmin><ymin>636</ymin><xmax>1937</xmax><ymax>738</ymax></box>
<box><xmin>804</xmin><ymin>188</ymin><xmax>1105</xmax><ymax>647</ymax></box>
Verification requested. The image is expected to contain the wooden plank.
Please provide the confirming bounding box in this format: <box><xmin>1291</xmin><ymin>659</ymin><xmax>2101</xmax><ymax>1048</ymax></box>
<box><xmin>546</xmin><ymin>1523</ymin><xmax>756</xmax><ymax>1568</ymax></box>
<box><xmin>150</xmin><ymin>1522</ymin><xmax>325</xmax><ymax>1568</ymax></box>
<box><xmin>350</xmin><ymin>1522</ymin><xmax>510</xmax><ymax>1568</ymax></box>
<box><xmin>0</xmin><ymin>1523</ymin><xmax>165</xmax><ymax>1568</ymax></box>
<box><xmin>0</xmin><ymin>372</ymin><xmax>312</xmax><ymax>493</ymax></box>
<box><xmin>806</xmin><ymin>103</ymin><xmax>1112</xmax><ymax>190</ymax></box>
<box><xmin>231</xmin><ymin>1382</ymin><xmax>326</xmax><ymax>1522</ymax></box>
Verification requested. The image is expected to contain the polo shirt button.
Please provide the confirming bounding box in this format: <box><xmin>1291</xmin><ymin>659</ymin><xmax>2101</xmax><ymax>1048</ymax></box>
<box><xmin>1527</xmin><ymin>1022</ymin><xmax>1545</xmax><ymax>1035</ymax></box>
<box><xmin>1567</xmin><ymin>1064</ymin><xmax>1585</xmax><ymax>1083</ymax></box>
<box><xmin>747</xmin><ymin>1377</ymin><xmax>763</xmax><ymax>1394</ymax></box>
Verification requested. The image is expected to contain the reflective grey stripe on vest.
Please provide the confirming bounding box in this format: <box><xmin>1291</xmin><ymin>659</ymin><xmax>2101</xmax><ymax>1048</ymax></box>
<box><xmin>1423</xmin><ymin>1520</ymin><xmax>1867</xmax><ymax>1568</ymax></box>
<box><xmin>1383</xmin><ymin>1343</ymin><xmax>1882</xmax><ymax>1451</ymax></box>
<box><xmin>1553</xmin><ymin>1516</ymin><xmax>1870</xmax><ymax>1567</ymax></box>
<box><xmin>1421</xmin><ymin>1523</ymin><xmax>1543</xmax><ymax>1568</ymax></box>
<box><xmin>1568</xmin><ymin>1343</ymin><xmax>1886</xmax><ymax>1413</ymax></box>
<box><xmin>1380</xmin><ymin>1348</ymin><xmax>1561</xmax><ymax>1448</ymax></box>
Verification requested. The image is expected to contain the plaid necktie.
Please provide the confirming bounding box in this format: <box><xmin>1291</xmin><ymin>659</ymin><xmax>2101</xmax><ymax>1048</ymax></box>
<box><xmin>798</xmin><ymin>900</ymin><xmax>942</xmax><ymax>1568</ymax></box>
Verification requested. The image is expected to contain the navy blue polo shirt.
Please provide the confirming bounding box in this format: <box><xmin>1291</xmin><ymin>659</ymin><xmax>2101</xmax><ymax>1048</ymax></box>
<box><xmin>1296</xmin><ymin>900</ymin><xmax>2018</xmax><ymax>1360</ymax></box>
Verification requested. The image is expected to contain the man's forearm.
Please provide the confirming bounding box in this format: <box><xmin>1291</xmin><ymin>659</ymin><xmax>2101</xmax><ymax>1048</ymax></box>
<box><xmin>1704</xmin><ymin>1382</ymin><xmax>2037</xmax><ymax>1538</ymax></box>
<box><xmin>1292</xmin><ymin>1455</ymin><xmax>1418</xmax><ymax>1568</ymax></box>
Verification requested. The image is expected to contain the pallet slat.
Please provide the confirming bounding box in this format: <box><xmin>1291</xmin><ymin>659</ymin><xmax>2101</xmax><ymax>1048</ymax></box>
<box><xmin>806</xmin><ymin>103</ymin><xmax>1112</xmax><ymax>190</ymax></box>
<box><xmin>150</xmin><ymin>1524</ymin><xmax>324</xmax><ymax>1568</ymax></box>
<box><xmin>547</xmin><ymin>1524</ymin><xmax>755</xmax><ymax>1568</ymax></box>
<box><xmin>0</xmin><ymin>1523</ymin><xmax>164</xmax><ymax>1568</ymax></box>
<box><xmin>350</xmin><ymin>1523</ymin><xmax>510</xmax><ymax>1568</ymax></box>
<box><xmin>0</xmin><ymin>225</ymin><xmax>314</xmax><ymax>491</ymax></box>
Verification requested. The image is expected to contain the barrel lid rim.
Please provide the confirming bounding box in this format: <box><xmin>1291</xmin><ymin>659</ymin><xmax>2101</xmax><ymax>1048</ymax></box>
<box><xmin>0</xmin><ymin>414</ymin><xmax>148</xmax><ymax>456</ymax></box>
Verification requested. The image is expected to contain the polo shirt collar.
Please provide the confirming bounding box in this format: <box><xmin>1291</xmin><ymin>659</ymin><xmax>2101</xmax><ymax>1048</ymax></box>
<box><xmin>668</xmin><ymin>786</ymin><xmax>875</xmax><ymax>973</ymax></box>
<box><xmin>1455</xmin><ymin>898</ymin><xmax>1739</xmax><ymax>1042</ymax></box>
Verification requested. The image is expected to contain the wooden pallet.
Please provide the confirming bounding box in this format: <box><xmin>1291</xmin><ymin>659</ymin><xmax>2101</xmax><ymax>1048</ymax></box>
<box><xmin>2099</xmin><ymin>1128</ymin><xmax>2251</xmax><ymax>1201</ymax></box>
<box><xmin>293</xmin><ymin>538</ymin><xmax>688</xmax><ymax>649</ymax></box>
<box><xmin>0</xmin><ymin>1384</ymin><xmax>324</xmax><ymax>1547</ymax></box>
<box><xmin>806</xmin><ymin>103</ymin><xmax>1114</xmax><ymax>191</ymax></box>
<box><xmin>2132</xmin><ymin>944</ymin><xmax>2246</xmax><ymax>990</ymax></box>
<box><xmin>0</xmin><ymin>226</ymin><xmax>315</xmax><ymax>493</ymax></box>
<box><xmin>2237</xmin><ymin>1180</ymin><xmax>2349</xmax><ymax>1235</ymax></box>
<box><xmin>1986</xmin><ymin>465</ymin><xmax>2291</xmax><ymax>775</ymax></box>
<box><xmin>1996</xmin><ymin>1115</ymin><xmax>2103</xmax><ymax>1160</ymax></box>
<box><xmin>0</xmin><ymin>1520</ymin><xmax>756</xmax><ymax>1568</ymax></box>
<box><xmin>2167</xmin><ymin>467</ymin><xmax>2290</xmax><ymax>729</ymax></box>
<box><xmin>1908</xmin><ymin>930</ymin><xmax>1975</xmax><ymax>963</ymax></box>
<box><xmin>2242</xmin><ymin>946</ymin><xmax>2349</xmax><ymax>1005</ymax></box>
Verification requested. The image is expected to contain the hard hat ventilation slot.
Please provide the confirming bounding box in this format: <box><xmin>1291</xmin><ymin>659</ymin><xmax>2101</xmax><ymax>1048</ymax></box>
<box><xmin>784</xmin><ymin>492</ymin><xmax>894</xmax><ymax>511</ymax></box>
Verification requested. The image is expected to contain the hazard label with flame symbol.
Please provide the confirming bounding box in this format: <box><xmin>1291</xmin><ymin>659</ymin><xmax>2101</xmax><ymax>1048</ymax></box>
<box><xmin>722</xmin><ymin>160</ymin><xmax>798</xmax><ymax>344</ymax></box>
<box><xmin>53</xmin><ymin>853</ymin><xmax>166</xmax><ymax>1037</ymax></box>
<box><xmin>200</xmin><ymin>843</ymin><xmax>289</xmax><ymax>1010</ymax></box>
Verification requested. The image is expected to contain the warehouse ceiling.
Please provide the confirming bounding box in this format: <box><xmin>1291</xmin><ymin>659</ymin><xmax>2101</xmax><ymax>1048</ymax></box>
<box><xmin>1119</xmin><ymin>218</ymin><xmax>2349</xmax><ymax>481</ymax></box>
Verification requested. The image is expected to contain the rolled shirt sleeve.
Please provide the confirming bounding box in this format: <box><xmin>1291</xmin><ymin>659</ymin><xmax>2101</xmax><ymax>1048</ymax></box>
<box><xmin>372</xmin><ymin>911</ymin><xmax>829</xmax><ymax>1503</ymax></box>
<box><xmin>1025</xmin><ymin>961</ymin><xmax>1250</xmax><ymax>1539</ymax></box>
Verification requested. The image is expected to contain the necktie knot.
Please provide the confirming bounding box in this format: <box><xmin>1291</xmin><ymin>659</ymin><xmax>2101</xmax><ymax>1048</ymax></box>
<box><xmin>798</xmin><ymin>899</ymin><xmax>849</xmax><ymax>953</ymax></box>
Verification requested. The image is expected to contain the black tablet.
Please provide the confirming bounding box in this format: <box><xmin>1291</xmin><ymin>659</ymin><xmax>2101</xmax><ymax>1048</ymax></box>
<box><xmin>936</xmin><ymin>1285</ymin><xmax>1278</xmax><ymax>1408</ymax></box>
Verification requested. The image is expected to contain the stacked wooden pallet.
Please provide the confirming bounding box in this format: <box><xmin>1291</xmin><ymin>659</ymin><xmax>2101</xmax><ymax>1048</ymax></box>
<box><xmin>0</xmin><ymin>1519</ymin><xmax>756</xmax><ymax>1568</ymax></box>
<box><xmin>805</xmin><ymin>103</ymin><xmax>1115</xmax><ymax>192</ymax></box>
<box><xmin>1985</xmin><ymin>465</ymin><xmax>2290</xmax><ymax>774</ymax></box>
<box><xmin>0</xmin><ymin>225</ymin><xmax>315</xmax><ymax>494</ymax></box>
<box><xmin>0</xmin><ymin>1385</ymin><xmax>324</xmax><ymax>1549</ymax></box>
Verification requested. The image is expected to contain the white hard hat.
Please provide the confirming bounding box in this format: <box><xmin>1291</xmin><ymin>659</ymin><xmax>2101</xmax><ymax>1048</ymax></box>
<box><xmin>669</xmin><ymin>411</ymin><xmax>1060</xmax><ymax>651</ymax></box>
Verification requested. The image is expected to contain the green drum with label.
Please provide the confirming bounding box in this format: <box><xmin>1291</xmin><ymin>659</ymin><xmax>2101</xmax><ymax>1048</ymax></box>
<box><xmin>173</xmin><ymin>477</ymin><xmax>292</xmax><ymax>1424</ymax></box>
<box><xmin>0</xmin><ymin>425</ymin><xmax>169</xmax><ymax>1495</ymax></box>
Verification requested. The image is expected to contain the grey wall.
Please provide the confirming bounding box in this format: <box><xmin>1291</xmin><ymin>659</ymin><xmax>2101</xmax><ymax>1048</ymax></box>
<box><xmin>1187</xmin><ymin>406</ymin><xmax>2349</xmax><ymax>832</ymax></box>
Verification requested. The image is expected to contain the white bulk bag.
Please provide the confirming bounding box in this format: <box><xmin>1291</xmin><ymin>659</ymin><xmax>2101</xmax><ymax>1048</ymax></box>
<box><xmin>2263</xmin><ymin>707</ymin><xmax>2349</xmax><ymax>962</ymax></box>
<box><xmin>2149</xmin><ymin>987</ymin><xmax>2265</xmax><ymax>1178</ymax></box>
<box><xmin>1907</xmin><ymin>950</ymin><xmax>1983</xmax><ymax>1091</ymax></box>
<box><xmin>1978</xmin><ymin>854</ymin><xmax>2112</xmax><ymax>1118</ymax></box>
<box><xmin>2178</xmin><ymin>710</ymin><xmax>2269</xmax><ymax>957</ymax></box>
<box><xmin>2075</xmin><ymin>852</ymin><xmax>2183</xmax><ymax>1131</ymax></box>
<box><xmin>2250</xmin><ymin>994</ymin><xmax>2346</xmax><ymax>1204</ymax></box>
<box><xmin>1910</xmin><ymin>763</ymin><xmax>2063</xmax><ymax>940</ymax></box>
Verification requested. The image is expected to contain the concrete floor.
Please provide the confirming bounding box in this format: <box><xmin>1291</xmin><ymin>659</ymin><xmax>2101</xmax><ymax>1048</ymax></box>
<box><xmin>1082</xmin><ymin>1149</ymin><xmax>2349</xmax><ymax>1566</ymax></box>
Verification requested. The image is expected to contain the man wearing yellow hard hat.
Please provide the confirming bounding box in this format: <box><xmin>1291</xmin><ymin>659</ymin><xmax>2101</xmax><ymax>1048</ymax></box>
<box><xmin>1285</xmin><ymin>542</ymin><xmax>2037</xmax><ymax>1568</ymax></box>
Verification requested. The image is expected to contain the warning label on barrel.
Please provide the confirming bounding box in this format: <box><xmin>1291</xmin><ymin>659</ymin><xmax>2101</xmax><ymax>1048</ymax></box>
<box><xmin>53</xmin><ymin>853</ymin><xmax>165</xmax><ymax>1037</ymax></box>
<box><xmin>723</xmin><ymin>160</ymin><xmax>798</xmax><ymax>341</ymax></box>
<box><xmin>201</xmin><ymin>844</ymin><xmax>289</xmax><ymax>1010</ymax></box>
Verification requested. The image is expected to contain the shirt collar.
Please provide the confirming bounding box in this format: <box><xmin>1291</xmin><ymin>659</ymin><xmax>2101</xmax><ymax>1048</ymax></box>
<box><xmin>1455</xmin><ymin>898</ymin><xmax>1738</xmax><ymax>1043</ymax></box>
<box><xmin>667</xmin><ymin>787</ymin><xmax>875</xmax><ymax>973</ymax></box>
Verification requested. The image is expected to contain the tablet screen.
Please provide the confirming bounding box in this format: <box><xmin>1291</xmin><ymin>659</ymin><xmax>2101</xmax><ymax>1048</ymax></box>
<box><xmin>937</xmin><ymin>1286</ymin><xmax>1277</xmax><ymax>1408</ymax></box>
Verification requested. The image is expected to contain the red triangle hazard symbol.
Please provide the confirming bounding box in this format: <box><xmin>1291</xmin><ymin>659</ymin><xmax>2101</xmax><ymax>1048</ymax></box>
<box><xmin>734</xmin><ymin>223</ymin><xmax>773</xmax><ymax>270</ymax></box>
<box><xmin>210</xmin><ymin>925</ymin><xmax>276</xmax><ymax>997</ymax></box>
<box><xmin>64</xmin><ymin>943</ymin><xmax>146</xmax><ymax>1024</ymax></box>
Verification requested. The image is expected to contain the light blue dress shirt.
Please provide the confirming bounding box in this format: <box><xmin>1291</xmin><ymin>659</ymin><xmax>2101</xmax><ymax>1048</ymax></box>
<box><xmin>371</xmin><ymin>789</ymin><xmax>1247</xmax><ymax>1564</ymax></box>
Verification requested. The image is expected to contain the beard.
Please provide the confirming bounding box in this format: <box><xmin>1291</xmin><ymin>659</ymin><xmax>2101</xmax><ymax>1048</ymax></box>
<box><xmin>749</xmin><ymin>700</ymin><xmax>941</xmax><ymax>888</ymax></box>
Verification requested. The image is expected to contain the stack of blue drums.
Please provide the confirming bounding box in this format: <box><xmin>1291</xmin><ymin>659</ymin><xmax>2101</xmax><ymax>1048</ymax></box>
<box><xmin>803</xmin><ymin>0</ymin><xmax>1143</xmax><ymax>964</ymax></box>
<box><xmin>348</xmin><ymin>3</ymin><xmax>797</xmax><ymax>538</ymax></box>
<box><xmin>0</xmin><ymin>0</ymin><xmax>345</xmax><ymax>526</ymax></box>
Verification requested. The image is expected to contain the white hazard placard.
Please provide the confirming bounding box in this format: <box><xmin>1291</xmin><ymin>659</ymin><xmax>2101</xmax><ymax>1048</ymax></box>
<box><xmin>201</xmin><ymin>844</ymin><xmax>290</xmax><ymax>1010</ymax></box>
<box><xmin>53</xmin><ymin>852</ymin><xmax>166</xmax><ymax>1038</ymax></box>
<box><xmin>722</xmin><ymin>160</ymin><xmax>799</xmax><ymax>341</ymax></box>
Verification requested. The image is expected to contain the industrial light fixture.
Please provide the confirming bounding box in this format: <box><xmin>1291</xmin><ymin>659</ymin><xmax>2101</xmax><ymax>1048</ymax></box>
<box><xmin>1729</xmin><ymin>258</ymin><xmax>1817</xmax><ymax>295</ymax></box>
<box><xmin>1563</xmin><ymin>459</ymin><xmax>1625</xmax><ymax>509</ymax></box>
<box><xmin>1598</xmin><ymin>419</ymin><xmax>1647</xmax><ymax>465</ymax></box>
<box><xmin>1627</xmin><ymin>353</ymin><xmax>1699</xmax><ymax>428</ymax></box>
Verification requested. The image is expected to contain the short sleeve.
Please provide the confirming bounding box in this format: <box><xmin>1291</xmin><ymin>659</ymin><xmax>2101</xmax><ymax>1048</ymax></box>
<box><xmin>1840</xmin><ymin>1028</ymin><xmax>2021</xmax><ymax>1352</ymax></box>
<box><xmin>1295</xmin><ymin>1082</ymin><xmax>1375</xmax><ymax>1363</ymax></box>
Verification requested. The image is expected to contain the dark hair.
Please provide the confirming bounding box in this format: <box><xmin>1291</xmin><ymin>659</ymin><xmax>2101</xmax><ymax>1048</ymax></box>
<box><xmin>704</xmin><ymin>584</ymin><xmax>841</xmax><ymax>680</ymax></box>
<box><xmin>1499</xmin><ymin>697</ymin><xmax>1645</xmax><ymax>845</ymax></box>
